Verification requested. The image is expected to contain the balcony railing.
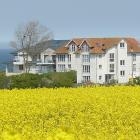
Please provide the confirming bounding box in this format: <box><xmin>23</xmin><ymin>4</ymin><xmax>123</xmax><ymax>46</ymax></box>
<box><xmin>44</xmin><ymin>60</ymin><xmax>55</xmax><ymax>63</ymax></box>
<box><xmin>13</xmin><ymin>58</ymin><xmax>56</xmax><ymax>64</ymax></box>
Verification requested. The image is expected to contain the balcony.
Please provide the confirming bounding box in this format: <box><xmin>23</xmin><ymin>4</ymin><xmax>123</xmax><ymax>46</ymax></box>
<box><xmin>37</xmin><ymin>60</ymin><xmax>56</xmax><ymax>65</ymax></box>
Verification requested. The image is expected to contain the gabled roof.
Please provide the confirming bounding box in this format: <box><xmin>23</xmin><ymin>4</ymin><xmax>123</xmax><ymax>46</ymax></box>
<box><xmin>37</xmin><ymin>40</ymin><xmax>69</xmax><ymax>51</ymax></box>
<box><xmin>11</xmin><ymin>40</ymin><xmax>69</xmax><ymax>55</ymax></box>
<box><xmin>55</xmin><ymin>37</ymin><xmax>140</xmax><ymax>54</ymax></box>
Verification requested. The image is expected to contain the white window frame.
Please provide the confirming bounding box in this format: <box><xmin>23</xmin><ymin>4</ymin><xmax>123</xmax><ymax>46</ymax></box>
<box><xmin>83</xmin><ymin>76</ymin><xmax>90</xmax><ymax>82</ymax></box>
<box><xmin>83</xmin><ymin>65</ymin><xmax>90</xmax><ymax>73</ymax></box>
<box><xmin>82</xmin><ymin>55</ymin><xmax>90</xmax><ymax>63</ymax></box>
<box><xmin>110</xmin><ymin>64</ymin><xmax>114</xmax><ymax>72</ymax></box>
<box><xmin>81</xmin><ymin>44</ymin><xmax>89</xmax><ymax>52</ymax></box>
<box><xmin>69</xmin><ymin>44</ymin><xmax>76</xmax><ymax>52</ymax></box>
<box><xmin>120</xmin><ymin>71</ymin><xmax>125</xmax><ymax>76</ymax></box>
<box><xmin>132</xmin><ymin>54</ymin><xmax>136</xmax><ymax>61</ymax></box>
<box><xmin>109</xmin><ymin>53</ymin><xmax>114</xmax><ymax>62</ymax></box>
<box><xmin>120</xmin><ymin>60</ymin><xmax>125</xmax><ymax>66</ymax></box>
<box><xmin>58</xmin><ymin>55</ymin><xmax>65</xmax><ymax>62</ymax></box>
<box><xmin>120</xmin><ymin>43</ymin><xmax>125</xmax><ymax>48</ymax></box>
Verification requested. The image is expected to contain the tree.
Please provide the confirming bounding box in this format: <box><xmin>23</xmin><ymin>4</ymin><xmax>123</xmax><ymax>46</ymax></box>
<box><xmin>11</xmin><ymin>21</ymin><xmax>53</xmax><ymax>73</ymax></box>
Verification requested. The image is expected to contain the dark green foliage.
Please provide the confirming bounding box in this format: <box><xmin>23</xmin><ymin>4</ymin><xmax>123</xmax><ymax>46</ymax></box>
<box><xmin>133</xmin><ymin>77</ymin><xmax>140</xmax><ymax>85</ymax></box>
<box><xmin>9</xmin><ymin>73</ymin><xmax>42</xmax><ymax>89</ymax></box>
<box><xmin>0</xmin><ymin>72</ymin><xmax>8</xmax><ymax>89</ymax></box>
<box><xmin>108</xmin><ymin>79</ymin><xmax>118</xmax><ymax>86</ymax></box>
<box><xmin>41</xmin><ymin>71</ymin><xmax>76</xmax><ymax>87</ymax></box>
<box><xmin>0</xmin><ymin>71</ymin><xmax>76</xmax><ymax>89</ymax></box>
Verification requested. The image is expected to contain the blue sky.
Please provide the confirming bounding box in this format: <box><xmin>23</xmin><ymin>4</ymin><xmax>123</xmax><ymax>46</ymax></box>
<box><xmin>0</xmin><ymin>0</ymin><xmax>140</xmax><ymax>43</ymax></box>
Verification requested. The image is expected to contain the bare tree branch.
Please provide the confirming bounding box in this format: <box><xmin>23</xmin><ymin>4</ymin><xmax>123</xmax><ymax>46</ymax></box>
<box><xmin>11</xmin><ymin>20</ymin><xmax>53</xmax><ymax>73</ymax></box>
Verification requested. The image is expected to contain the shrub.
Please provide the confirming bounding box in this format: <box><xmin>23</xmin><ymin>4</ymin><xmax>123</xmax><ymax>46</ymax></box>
<box><xmin>133</xmin><ymin>77</ymin><xmax>140</xmax><ymax>85</ymax></box>
<box><xmin>9</xmin><ymin>73</ymin><xmax>42</xmax><ymax>89</ymax></box>
<box><xmin>108</xmin><ymin>79</ymin><xmax>118</xmax><ymax>86</ymax></box>
<box><xmin>41</xmin><ymin>71</ymin><xmax>76</xmax><ymax>88</ymax></box>
<box><xmin>7</xmin><ymin>71</ymin><xmax>76</xmax><ymax>89</ymax></box>
<box><xmin>0</xmin><ymin>72</ymin><xmax>8</xmax><ymax>89</ymax></box>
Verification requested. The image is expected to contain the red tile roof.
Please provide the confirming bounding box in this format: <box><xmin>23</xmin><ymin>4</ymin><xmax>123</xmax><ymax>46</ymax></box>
<box><xmin>55</xmin><ymin>38</ymin><xmax>140</xmax><ymax>54</ymax></box>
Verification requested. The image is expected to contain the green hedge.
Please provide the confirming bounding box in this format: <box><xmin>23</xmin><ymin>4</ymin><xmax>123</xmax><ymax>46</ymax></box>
<box><xmin>0</xmin><ymin>71</ymin><xmax>76</xmax><ymax>89</ymax></box>
<box><xmin>9</xmin><ymin>74</ymin><xmax>42</xmax><ymax>89</ymax></box>
<box><xmin>41</xmin><ymin>71</ymin><xmax>76</xmax><ymax>88</ymax></box>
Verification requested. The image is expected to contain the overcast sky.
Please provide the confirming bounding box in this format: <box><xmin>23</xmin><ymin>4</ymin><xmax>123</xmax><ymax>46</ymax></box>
<box><xmin>0</xmin><ymin>0</ymin><xmax>140</xmax><ymax>43</ymax></box>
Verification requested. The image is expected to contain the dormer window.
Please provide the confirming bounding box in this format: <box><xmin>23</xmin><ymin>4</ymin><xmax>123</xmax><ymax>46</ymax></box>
<box><xmin>120</xmin><ymin>43</ymin><xmax>125</xmax><ymax>48</ymax></box>
<box><xmin>67</xmin><ymin>40</ymin><xmax>77</xmax><ymax>52</ymax></box>
<box><xmin>81</xmin><ymin>42</ymin><xmax>89</xmax><ymax>52</ymax></box>
<box><xmin>71</xmin><ymin>44</ymin><xmax>76</xmax><ymax>52</ymax></box>
<box><xmin>69</xmin><ymin>44</ymin><xmax>77</xmax><ymax>52</ymax></box>
<box><xmin>82</xmin><ymin>45</ymin><xmax>89</xmax><ymax>52</ymax></box>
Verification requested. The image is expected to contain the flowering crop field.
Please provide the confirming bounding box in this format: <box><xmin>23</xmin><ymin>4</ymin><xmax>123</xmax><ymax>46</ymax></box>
<box><xmin>0</xmin><ymin>86</ymin><xmax>140</xmax><ymax>140</ymax></box>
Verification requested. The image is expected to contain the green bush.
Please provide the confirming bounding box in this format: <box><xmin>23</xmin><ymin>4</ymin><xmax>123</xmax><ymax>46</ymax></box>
<box><xmin>0</xmin><ymin>72</ymin><xmax>8</xmax><ymax>89</ymax></box>
<box><xmin>9</xmin><ymin>73</ymin><xmax>42</xmax><ymax>89</ymax></box>
<box><xmin>41</xmin><ymin>71</ymin><xmax>76</xmax><ymax>88</ymax></box>
<box><xmin>7</xmin><ymin>71</ymin><xmax>76</xmax><ymax>89</ymax></box>
<box><xmin>133</xmin><ymin>77</ymin><xmax>140</xmax><ymax>85</ymax></box>
<box><xmin>0</xmin><ymin>71</ymin><xmax>77</xmax><ymax>89</ymax></box>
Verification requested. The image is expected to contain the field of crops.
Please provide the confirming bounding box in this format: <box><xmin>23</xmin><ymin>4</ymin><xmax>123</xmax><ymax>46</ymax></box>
<box><xmin>0</xmin><ymin>86</ymin><xmax>140</xmax><ymax>140</ymax></box>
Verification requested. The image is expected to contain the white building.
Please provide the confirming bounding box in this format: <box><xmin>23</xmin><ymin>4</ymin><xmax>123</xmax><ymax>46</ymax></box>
<box><xmin>6</xmin><ymin>40</ymin><xmax>68</xmax><ymax>76</ymax></box>
<box><xmin>6</xmin><ymin>38</ymin><xmax>140</xmax><ymax>84</ymax></box>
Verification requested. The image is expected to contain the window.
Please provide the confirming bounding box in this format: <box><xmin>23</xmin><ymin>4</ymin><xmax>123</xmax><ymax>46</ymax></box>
<box><xmin>99</xmin><ymin>76</ymin><xmax>102</xmax><ymax>80</ymax></box>
<box><xmin>72</xmin><ymin>45</ymin><xmax>76</xmax><ymax>52</ymax></box>
<box><xmin>110</xmin><ymin>64</ymin><xmax>114</xmax><ymax>72</ymax></box>
<box><xmin>132</xmin><ymin>54</ymin><xmax>136</xmax><ymax>61</ymax></box>
<box><xmin>109</xmin><ymin>53</ymin><xmax>114</xmax><ymax>62</ymax></box>
<box><xmin>68</xmin><ymin>54</ymin><xmax>71</xmax><ymax>62</ymax></box>
<box><xmin>83</xmin><ymin>76</ymin><xmax>90</xmax><ymax>82</ymax></box>
<box><xmin>58</xmin><ymin>64</ymin><xmax>65</xmax><ymax>72</ymax></box>
<box><xmin>99</xmin><ymin>65</ymin><xmax>102</xmax><ymax>69</ymax></box>
<box><xmin>120</xmin><ymin>60</ymin><xmax>125</xmax><ymax>65</ymax></box>
<box><xmin>133</xmin><ymin>64</ymin><xmax>136</xmax><ymax>72</ymax></box>
<box><xmin>120</xmin><ymin>71</ymin><xmax>125</xmax><ymax>76</ymax></box>
<box><xmin>68</xmin><ymin>64</ymin><xmax>71</xmax><ymax>69</ymax></box>
<box><xmin>70</xmin><ymin>44</ymin><xmax>76</xmax><ymax>52</ymax></box>
<box><xmin>81</xmin><ymin>45</ymin><xmax>89</xmax><ymax>52</ymax></box>
<box><xmin>120</xmin><ymin>43</ymin><xmax>125</xmax><ymax>48</ymax></box>
<box><xmin>58</xmin><ymin>55</ymin><xmax>65</xmax><ymax>62</ymax></box>
<box><xmin>83</xmin><ymin>65</ymin><xmax>90</xmax><ymax>73</ymax></box>
<box><xmin>82</xmin><ymin>55</ymin><xmax>90</xmax><ymax>62</ymax></box>
<box><xmin>19</xmin><ymin>65</ymin><xmax>23</xmax><ymax>70</ymax></box>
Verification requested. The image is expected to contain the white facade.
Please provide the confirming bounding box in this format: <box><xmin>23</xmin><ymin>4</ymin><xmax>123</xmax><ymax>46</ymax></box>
<box><xmin>56</xmin><ymin>39</ymin><xmax>140</xmax><ymax>84</ymax></box>
<box><xmin>6</xmin><ymin>38</ymin><xmax>140</xmax><ymax>84</ymax></box>
<box><xmin>6</xmin><ymin>48</ymin><xmax>56</xmax><ymax>76</ymax></box>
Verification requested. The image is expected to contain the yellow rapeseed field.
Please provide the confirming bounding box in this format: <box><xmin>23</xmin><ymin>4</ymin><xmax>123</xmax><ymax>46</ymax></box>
<box><xmin>0</xmin><ymin>86</ymin><xmax>140</xmax><ymax>140</ymax></box>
